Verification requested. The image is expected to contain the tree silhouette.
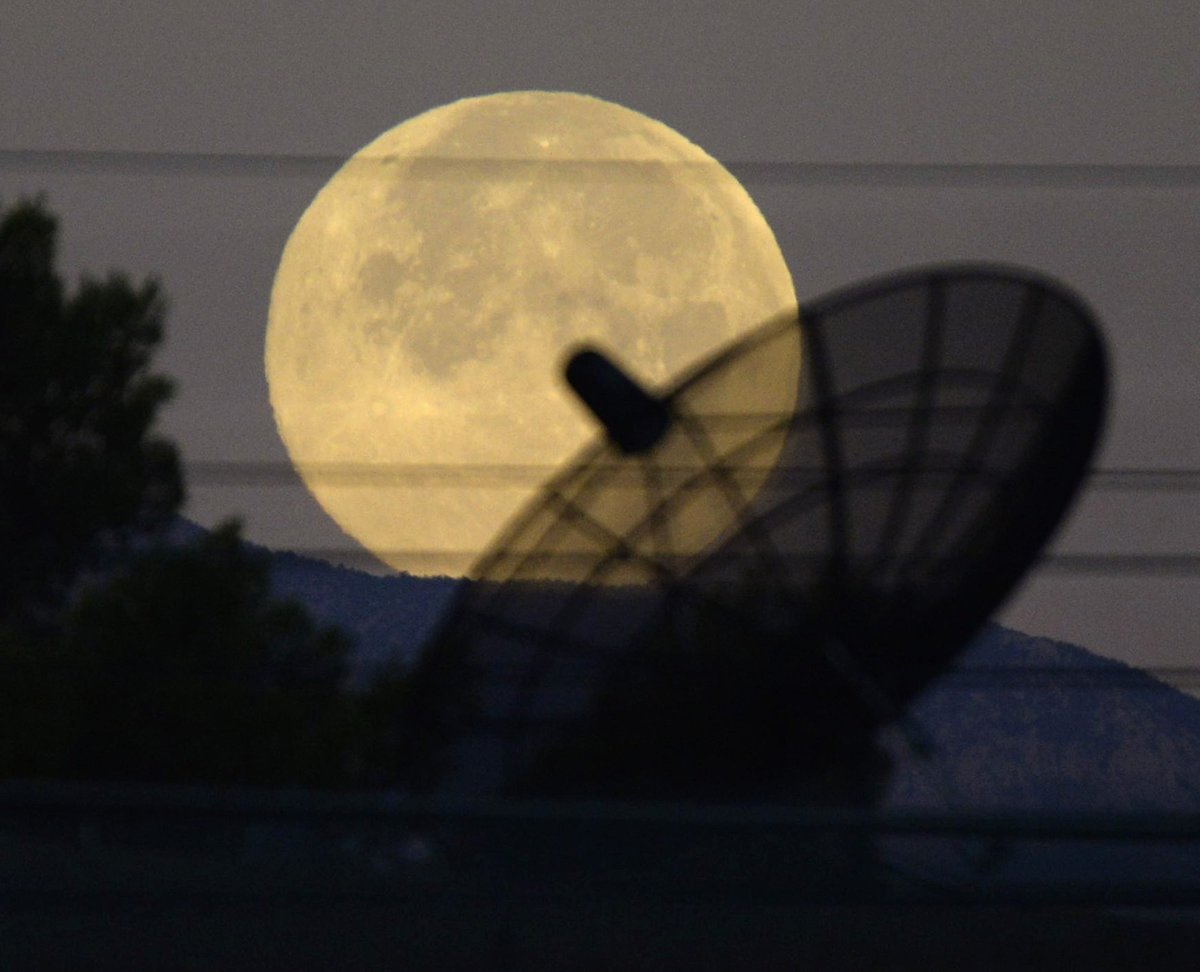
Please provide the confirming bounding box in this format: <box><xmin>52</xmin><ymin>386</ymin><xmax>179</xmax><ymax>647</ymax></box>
<box><xmin>58</xmin><ymin>522</ymin><xmax>361</xmax><ymax>785</ymax></box>
<box><xmin>0</xmin><ymin>197</ymin><xmax>395</xmax><ymax>786</ymax></box>
<box><xmin>0</xmin><ymin>197</ymin><xmax>181</xmax><ymax>631</ymax></box>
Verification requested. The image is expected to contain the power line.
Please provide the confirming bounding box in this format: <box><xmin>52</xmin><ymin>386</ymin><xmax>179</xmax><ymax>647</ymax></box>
<box><xmin>1087</xmin><ymin>469</ymin><xmax>1200</xmax><ymax>492</ymax></box>
<box><xmin>3</xmin><ymin>148</ymin><xmax>1200</xmax><ymax>187</ymax></box>
<box><xmin>1038</xmin><ymin>554</ymin><xmax>1200</xmax><ymax>577</ymax></box>
<box><xmin>938</xmin><ymin>666</ymin><xmax>1200</xmax><ymax>689</ymax></box>
<box><xmin>272</xmin><ymin>546</ymin><xmax>1200</xmax><ymax>577</ymax></box>
<box><xmin>182</xmin><ymin>463</ymin><xmax>1200</xmax><ymax>574</ymax></box>
<box><xmin>184</xmin><ymin>461</ymin><xmax>1200</xmax><ymax>490</ymax></box>
<box><xmin>477</xmin><ymin>660</ymin><xmax>1200</xmax><ymax>687</ymax></box>
<box><xmin>188</xmin><ymin>460</ymin><xmax>566</xmax><ymax>486</ymax></box>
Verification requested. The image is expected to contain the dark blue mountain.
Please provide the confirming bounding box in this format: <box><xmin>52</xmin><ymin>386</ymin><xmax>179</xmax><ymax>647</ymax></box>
<box><xmin>175</xmin><ymin>519</ymin><xmax>1200</xmax><ymax>812</ymax></box>
<box><xmin>265</xmin><ymin>547</ymin><xmax>459</xmax><ymax>680</ymax></box>
<box><xmin>888</xmin><ymin>625</ymin><xmax>1200</xmax><ymax>811</ymax></box>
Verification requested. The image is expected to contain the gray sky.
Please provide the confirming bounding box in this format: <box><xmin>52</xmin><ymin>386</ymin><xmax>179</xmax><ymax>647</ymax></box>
<box><xmin>1</xmin><ymin>2</ymin><xmax>1197</xmax><ymax>678</ymax></box>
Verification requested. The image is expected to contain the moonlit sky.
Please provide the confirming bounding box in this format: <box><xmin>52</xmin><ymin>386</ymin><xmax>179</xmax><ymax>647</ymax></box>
<box><xmin>1</xmin><ymin>3</ymin><xmax>1197</xmax><ymax>680</ymax></box>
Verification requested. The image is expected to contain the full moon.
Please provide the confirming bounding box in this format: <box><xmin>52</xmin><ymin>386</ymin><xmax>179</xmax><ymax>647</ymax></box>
<box><xmin>266</xmin><ymin>91</ymin><xmax>796</xmax><ymax>576</ymax></box>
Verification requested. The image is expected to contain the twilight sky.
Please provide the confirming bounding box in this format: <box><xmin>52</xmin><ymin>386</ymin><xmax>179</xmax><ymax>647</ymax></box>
<box><xmin>1</xmin><ymin>3</ymin><xmax>1197</xmax><ymax>678</ymax></box>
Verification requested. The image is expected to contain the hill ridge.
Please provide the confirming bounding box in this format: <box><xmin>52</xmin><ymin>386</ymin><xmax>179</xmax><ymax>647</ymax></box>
<box><xmin>176</xmin><ymin>518</ymin><xmax>1200</xmax><ymax>811</ymax></box>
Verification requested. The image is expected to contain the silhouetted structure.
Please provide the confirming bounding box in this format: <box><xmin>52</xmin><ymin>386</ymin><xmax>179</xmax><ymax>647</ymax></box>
<box><xmin>403</xmin><ymin>265</ymin><xmax>1107</xmax><ymax>803</ymax></box>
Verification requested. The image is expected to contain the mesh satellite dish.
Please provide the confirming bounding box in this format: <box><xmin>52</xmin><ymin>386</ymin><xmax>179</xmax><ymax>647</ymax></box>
<box><xmin>400</xmin><ymin>265</ymin><xmax>1108</xmax><ymax>801</ymax></box>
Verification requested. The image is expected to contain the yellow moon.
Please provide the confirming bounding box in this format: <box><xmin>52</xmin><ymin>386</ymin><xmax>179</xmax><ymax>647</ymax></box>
<box><xmin>266</xmin><ymin>91</ymin><xmax>795</xmax><ymax>576</ymax></box>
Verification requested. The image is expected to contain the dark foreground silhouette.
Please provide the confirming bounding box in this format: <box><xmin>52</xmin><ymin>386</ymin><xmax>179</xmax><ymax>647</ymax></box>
<box><xmin>403</xmin><ymin>266</ymin><xmax>1108</xmax><ymax>810</ymax></box>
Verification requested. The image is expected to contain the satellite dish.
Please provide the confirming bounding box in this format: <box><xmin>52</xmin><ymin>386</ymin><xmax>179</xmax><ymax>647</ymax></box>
<box><xmin>399</xmin><ymin>265</ymin><xmax>1108</xmax><ymax>801</ymax></box>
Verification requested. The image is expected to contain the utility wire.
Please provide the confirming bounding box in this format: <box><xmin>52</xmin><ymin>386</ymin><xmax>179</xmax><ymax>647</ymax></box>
<box><xmin>183</xmin><ymin>463</ymin><xmax>1200</xmax><ymax>574</ymax></box>
<box><xmin>4</xmin><ymin>148</ymin><xmax>1200</xmax><ymax>187</ymax></box>
<box><xmin>270</xmin><ymin>545</ymin><xmax>1200</xmax><ymax>577</ymax></box>
<box><xmin>1038</xmin><ymin>554</ymin><xmax>1200</xmax><ymax>577</ymax></box>
<box><xmin>183</xmin><ymin>462</ymin><xmax>1200</xmax><ymax>574</ymax></box>
<box><xmin>184</xmin><ymin>461</ymin><xmax>1200</xmax><ymax>490</ymax></box>
<box><xmin>426</xmin><ymin>653</ymin><xmax>1200</xmax><ymax>693</ymax></box>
